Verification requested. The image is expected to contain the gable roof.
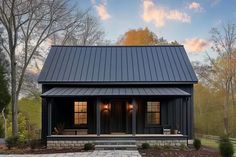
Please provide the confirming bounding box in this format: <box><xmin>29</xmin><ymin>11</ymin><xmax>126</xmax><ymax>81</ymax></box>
<box><xmin>38</xmin><ymin>45</ymin><xmax>198</xmax><ymax>84</ymax></box>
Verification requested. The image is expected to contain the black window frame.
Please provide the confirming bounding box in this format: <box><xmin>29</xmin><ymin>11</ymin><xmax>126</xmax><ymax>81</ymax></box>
<box><xmin>145</xmin><ymin>101</ymin><xmax>161</xmax><ymax>127</ymax></box>
<box><xmin>74</xmin><ymin>101</ymin><xmax>88</xmax><ymax>128</ymax></box>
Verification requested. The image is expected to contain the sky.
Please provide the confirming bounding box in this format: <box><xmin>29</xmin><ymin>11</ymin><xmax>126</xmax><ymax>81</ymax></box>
<box><xmin>76</xmin><ymin>0</ymin><xmax>236</xmax><ymax>63</ymax></box>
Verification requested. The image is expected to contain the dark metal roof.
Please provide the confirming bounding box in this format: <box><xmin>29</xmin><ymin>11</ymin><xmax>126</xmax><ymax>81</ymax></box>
<box><xmin>38</xmin><ymin>45</ymin><xmax>198</xmax><ymax>84</ymax></box>
<box><xmin>41</xmin><ymin>87</ymin><xmax>190</xmax><ymax>97</ymax></box>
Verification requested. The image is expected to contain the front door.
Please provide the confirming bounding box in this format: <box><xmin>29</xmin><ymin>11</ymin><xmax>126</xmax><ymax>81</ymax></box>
<box><xmin>111</xmin><ymin>101</ymin><xmax>126</xmax><ymax>133</ymax></box>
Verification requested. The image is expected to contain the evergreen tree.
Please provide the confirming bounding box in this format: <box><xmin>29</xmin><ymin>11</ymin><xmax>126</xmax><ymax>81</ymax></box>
<box><xmin>0</xmin><ymin>51</ymin><xmax>10</xmax><ymax>112</ymax></box>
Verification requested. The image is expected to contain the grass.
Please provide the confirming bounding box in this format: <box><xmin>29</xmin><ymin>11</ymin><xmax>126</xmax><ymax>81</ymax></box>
<box><xmin>18</xmin><ymin>96</ymin><xmax>41</xmax><ymax>129</ymax></box>
<box><xmin>200</xmin><ymin>138</ymin><xmax>236</xmax><ymax>151</ymax></box>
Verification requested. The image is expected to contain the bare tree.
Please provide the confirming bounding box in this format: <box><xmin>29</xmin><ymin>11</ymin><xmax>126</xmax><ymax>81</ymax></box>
<box><xmin>0</xmin><ymin>0</ymin><xmax>88</xmax><ymax>136</ymax></box>
<box><xmin>208</xmin><ymin>23</ymin><xmax>236</xmax><ymax>135</ymax></box>
<box><xmin>54</xmin><ymin>13</ymin><xmax>105</xmax><ymax>46</ymax></box>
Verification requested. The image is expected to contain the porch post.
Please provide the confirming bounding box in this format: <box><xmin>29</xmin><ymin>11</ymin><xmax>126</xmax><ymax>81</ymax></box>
<box><xmin>96</xmin><ymin>98</ymin><xmax>101</xmax><ymax>136</ymax></box>
<box><xmin>132</xmin><ymin>98</ymin><xmax>137</xmax><ymax>136</ymax></box>
<box><xmin>48</xmin><ymin>99</ymin><xmax>52</xmax><ymax>136</ymax></box>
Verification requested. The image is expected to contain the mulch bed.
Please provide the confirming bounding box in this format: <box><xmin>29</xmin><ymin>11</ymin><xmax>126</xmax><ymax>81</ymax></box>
<box><xmin>139</xmin><ymin>146</ymin><xmax>220</xmax><ymax>157</ymax></box>
<box><xmin>0</xmin><ymin>144</ymin><xmax>86</xmax><ymax>154</ymax></box>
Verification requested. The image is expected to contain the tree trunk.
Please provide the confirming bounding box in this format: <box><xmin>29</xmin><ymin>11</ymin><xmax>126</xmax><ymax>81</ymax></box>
<box><xmin>223</xmin><ymin>85</ymin><xmax>230</xmax><ymax>135</ymax></box>
<box><xmin>10</xmin><ymin>52</ymin><xmax>18</xmax><ymax>136</ymax></box>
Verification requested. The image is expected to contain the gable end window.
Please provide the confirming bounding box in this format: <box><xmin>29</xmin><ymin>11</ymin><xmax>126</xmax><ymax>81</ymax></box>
<box><xmin>74</xmin><ymin>101</ymin><xmax>87</xmax><ymax>126</ymax></box>
<box><xmin>147</xmin><ymin>101</ymin><xmax>160</xmax><ymax>125</ymax></box>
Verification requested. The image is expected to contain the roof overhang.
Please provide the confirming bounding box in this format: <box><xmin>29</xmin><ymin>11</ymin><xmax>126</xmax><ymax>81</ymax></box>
<box><xmin>41</xmin><ymin>87</ymin><xmax>190</xmax><ymax>97</ymax></box>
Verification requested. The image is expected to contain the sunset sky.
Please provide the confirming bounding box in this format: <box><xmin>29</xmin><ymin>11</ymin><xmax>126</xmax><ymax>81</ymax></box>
<box><xmin>77</xmin><ymin>0</ymin><xmax>236</xmax><ymax>62</ymax></box>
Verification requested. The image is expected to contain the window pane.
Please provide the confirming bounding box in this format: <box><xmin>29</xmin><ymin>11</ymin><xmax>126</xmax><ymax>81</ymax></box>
<box><xmin>147</xmin><ymin>101</ymin><xmax>160</xmax><ymax>125</ymax></box>
<box><xmin>74</xmin><ymin>113</ymin><xmax>79</xmax><ymax>125</ymax></box>
<box><xmin>74</xmin><ymin>101</ymin><xmax>87</xmax><ymax>125</ymax></box>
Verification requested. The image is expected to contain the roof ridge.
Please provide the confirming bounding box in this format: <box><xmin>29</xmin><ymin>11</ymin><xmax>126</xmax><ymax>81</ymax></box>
<box><xmin>51</xmin><ymin>45</ymin><xmax>184</xmax><ymax>47</ymax></box>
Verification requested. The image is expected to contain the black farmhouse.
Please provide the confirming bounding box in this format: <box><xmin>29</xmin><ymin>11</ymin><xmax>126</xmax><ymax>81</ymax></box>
<box><xmin>38</xmin><ymin>45</ymin><xmax>198</xmax><ymax>149</ymax></box>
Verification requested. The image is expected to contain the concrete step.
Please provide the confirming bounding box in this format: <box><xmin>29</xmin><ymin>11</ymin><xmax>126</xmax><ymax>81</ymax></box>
<box><xmin>94</xmin><ymin>140</ymin><xmax>137</xmax><ymax>150</ymax></box>
<box><xmin>95</xmin><ymin>144</ymin><xmax>137</xmax><ymax>150</ymax></box>
<box><xmin>95</xmin><ymin>140</ymin><xmax>136</xmax><ymax>145</ymax></box>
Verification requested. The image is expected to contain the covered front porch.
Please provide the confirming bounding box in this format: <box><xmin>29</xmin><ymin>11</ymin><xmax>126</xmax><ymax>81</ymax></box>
<box><xmin>41</xmin><ymin>87</ymin><xmax>191</xmax><ymax>139</ymax></box>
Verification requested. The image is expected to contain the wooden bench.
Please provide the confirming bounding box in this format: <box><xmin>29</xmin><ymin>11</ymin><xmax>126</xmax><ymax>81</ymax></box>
<box><xmin>63</xmin><ymin>129</ymin><xmax>88</xmax><ymax>135</ymax></box>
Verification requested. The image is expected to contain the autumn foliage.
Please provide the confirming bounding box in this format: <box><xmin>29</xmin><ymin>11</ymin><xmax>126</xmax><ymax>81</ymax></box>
<box><xmin>118</xmin><ymin>27</ymin><xmax>176</xmax><ymax>45</ymax></box>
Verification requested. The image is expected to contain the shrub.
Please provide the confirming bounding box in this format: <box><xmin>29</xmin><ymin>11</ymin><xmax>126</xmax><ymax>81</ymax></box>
<box><xmin>193</xmin><ymin>139</ymin><xmax>201</xmax><ymax>150</ymax></box>
<box><xmin>5</xmin><ymin>136</ymin><xmax>19</xmax><ymax>149</ymax></box>
<box><xmin>219</xmin><ymin>136</ymin><xmax>234</xmax><ymax>157</ymax></box>
<box><xmin>84</xmin><ymin>143</ymin><xmax>94</xmax><ymax>150</ymax></box>
<box><xmin>142</xmin><ymin>143</ymin><xmax>150</xmax><ymax>149</ymax></box>
<box><xmin>180</xmin><ymin>143</ymin><xmax>187</xmax><ymax>150</ymax></box>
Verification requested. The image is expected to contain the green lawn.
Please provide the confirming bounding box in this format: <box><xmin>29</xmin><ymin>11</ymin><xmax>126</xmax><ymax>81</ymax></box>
<box><xmin>18</xmin><ymin>96</ymin><xmax>41</xmax><ymax>129</ymax></box>
<box><xmin>200</xmin><ymin>138</ymin><xmax>236</xmax><ymax>151</ymax></box>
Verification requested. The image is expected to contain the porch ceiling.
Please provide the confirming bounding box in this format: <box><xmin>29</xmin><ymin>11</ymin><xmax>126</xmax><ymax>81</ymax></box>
<box><xmin>41</xmin><ymin>87</ymin><xmax>190</xmax><ymax>97</ymax></box>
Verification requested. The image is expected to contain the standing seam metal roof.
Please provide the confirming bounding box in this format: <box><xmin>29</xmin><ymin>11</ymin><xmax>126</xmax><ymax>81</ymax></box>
<box><xmin>38</xmin><ymin>45</ymin><xmax>198</xmax><ymax>83</ymax></box>
<box><xmin>41</xmin><ymin>87</ymin><xmax>190</xmax><ymax>97</ymax></box>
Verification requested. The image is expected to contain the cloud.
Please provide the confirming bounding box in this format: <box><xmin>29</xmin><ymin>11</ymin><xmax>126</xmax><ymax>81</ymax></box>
<box><xmin>188</xmin><ymin>2</ymin><xmax>201</xmax><ymax>10</ymax></box>
<box><xmin>92</xmin><ymin>0</ymin><xmax>111</xmax><ymax>21</ymax></box>
<box><xmin>184</xmin><ymin>38</ymin><xmax>209</xmax><ymax>53</ymax></box>
<box><xmin>142</xmin><ymin>0</ymin><xmax>191</xmax><ymax>27</ymax></box>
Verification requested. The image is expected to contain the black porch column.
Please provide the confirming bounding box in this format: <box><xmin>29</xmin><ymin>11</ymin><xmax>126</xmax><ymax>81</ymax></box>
<box><xmin>96</xmin><ymin>98</ymin><xmax>101</xmax><ymax>136</ymax></box>
<box><xmin>132</xmin><ymin>98</ymin><xmax>137</xmax><ymax>135</ymax></box>
<box><xmin>48</xmin><ymin>99</ymin><xmax>52</xmax><ymax>136</ymax></box>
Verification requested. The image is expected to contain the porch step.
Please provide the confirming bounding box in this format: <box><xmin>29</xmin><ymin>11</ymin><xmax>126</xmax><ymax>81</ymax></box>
<box><xmin>94</xmin><ymin>140</ymin><xmax>137</xmax><ymax>150</ymax></box>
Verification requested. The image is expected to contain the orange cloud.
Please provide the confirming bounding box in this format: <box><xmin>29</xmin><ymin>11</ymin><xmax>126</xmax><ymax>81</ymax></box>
<box><xmin>184</xmin><ymin>38</ymin><xmax>209</xmax><ymax>53</ymax></box>
<box><xmin>92</xmin><ymin>0</ymin><xmax>111</xmax><ymax>21</ymax></box>
<box><xmin>142</xmin><ymin>0</ymin><xmax>191</xmax><ymax>27</ymax></box>
<box><xmin>95</xmin><ymin>3</ymin><xmax>111</xmax><ymax>20</ymax></box>
<box><xmin>188</xmin><ymin>2</ymin><xmax>201</xmax><ymax>10</ymax></box>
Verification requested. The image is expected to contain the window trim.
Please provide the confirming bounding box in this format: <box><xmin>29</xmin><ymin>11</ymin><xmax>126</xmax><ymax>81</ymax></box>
<box><xmin>145</xmin><ymin>101</ymin><xmax>161</xmax><ymax>127</ymax></box>
<box><xmin>74</xmin><ymin>101</ymin><xmax>87</xmax><ymax>128</ymax></box>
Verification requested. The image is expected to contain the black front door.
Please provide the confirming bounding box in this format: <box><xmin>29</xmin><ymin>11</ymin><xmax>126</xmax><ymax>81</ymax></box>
<box><xmin>111</xmin><ymin>101</ymin><xmax>126</xmax><ymax>133</ymax></box>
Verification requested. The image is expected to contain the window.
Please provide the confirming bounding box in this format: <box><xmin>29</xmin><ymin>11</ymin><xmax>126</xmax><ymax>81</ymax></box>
<box><xmin>74</xmin><ymin>101</ymin><xmax>87</xmax><ymax>126</ymax></box>
<box><xmin>147</xmin><ymin>101</ymin><xmax>160</xmax><ymax>125</ymax></box>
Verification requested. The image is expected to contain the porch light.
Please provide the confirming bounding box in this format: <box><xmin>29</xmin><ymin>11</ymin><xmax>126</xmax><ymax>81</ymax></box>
<box><xmin>128</xmin><ymin>104</ymin><xmax>133</xmax><ymax>110</ymax></box>
<box><xmin>103</xmin><ymin>103</ymin><xmax>109</xmax><ymax>110</ymax></box>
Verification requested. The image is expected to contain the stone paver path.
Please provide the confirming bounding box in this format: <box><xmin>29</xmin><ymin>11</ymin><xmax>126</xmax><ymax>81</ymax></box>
<box><xmin>0</xmin><ymin>150</ymin><xmax>141</xmax><ymax>157</ymax></box>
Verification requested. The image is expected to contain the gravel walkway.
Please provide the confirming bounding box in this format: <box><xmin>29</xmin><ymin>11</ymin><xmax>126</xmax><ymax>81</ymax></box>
<box><xmin>0</xmin><ymin>150</ymin><xmax>141</xmax><ymax>157</ymax></box>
